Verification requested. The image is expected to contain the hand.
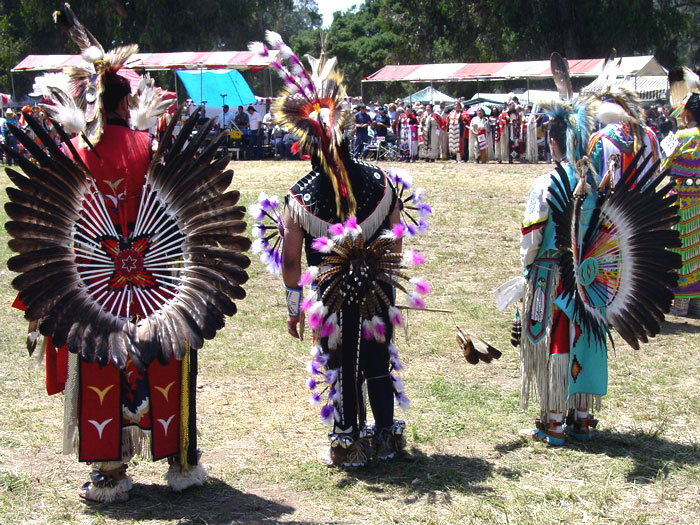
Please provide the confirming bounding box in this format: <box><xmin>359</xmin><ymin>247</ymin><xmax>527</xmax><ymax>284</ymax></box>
<box><xmin>287</xmin><ymin>315</ymin><xmax>300</xmax><ymax>338</ymax></box>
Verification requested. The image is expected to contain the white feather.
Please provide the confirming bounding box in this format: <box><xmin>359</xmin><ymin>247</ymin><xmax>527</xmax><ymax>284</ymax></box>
<box><xmin>247</xmin><ymin>41</ymin><xmax>266</xmax><ymax>56</ymax></box>
<box><xmin>40</xmin><ymin>86</ymin><xmax>86</xmax><ymax>134</ymax></box>
<box><xmin>265</xmin><ymin>30</ymin><xmax>284</xmax><ymax>49</ymax></box>
<box><xmin>81</xmin><ymin>45</ymin><xmax>104</xmax><ymax>63</ymax></box>
<box><xmin>32</xmin><ymin>73</ymin><xmax>70</xmax><ymax>97</ymax></box>
<box><xmin>596</xmin><ymin>101</ymin><xmax>630</xmax><ymax>125</ymax></box>
<box><xmin>129</xmin><ymin>75</ymin><xmax>173</xmax><ymax>131</ymax></box>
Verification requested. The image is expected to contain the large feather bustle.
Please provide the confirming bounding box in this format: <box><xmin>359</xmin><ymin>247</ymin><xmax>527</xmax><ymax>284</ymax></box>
<box><xmin>547</xmin><ymin>150</ymin><xmax>681</xmax><ymax>350</ymax></box>
<box><xmin>250</xmin><ymin>32</ymin><xmax>356</xmax><ymax>219</ymax></box>
<box><xmin>4</xmin><ymin>107</ymin><xmax>251</xmax><ymax>370</ymax></box>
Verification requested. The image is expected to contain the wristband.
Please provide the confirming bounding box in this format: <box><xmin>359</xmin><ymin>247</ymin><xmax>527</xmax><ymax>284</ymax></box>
<box><xmin>284</xmin><ymin>285</ymin><xmax>303</xmax><ymax>317</ymax></box>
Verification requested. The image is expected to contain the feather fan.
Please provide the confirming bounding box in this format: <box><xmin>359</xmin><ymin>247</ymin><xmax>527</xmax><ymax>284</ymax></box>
<box><xmin>547</xmin><ymin>149</ymin><xmax>681</xmax><ymax>350</ymax></box>
<box><xmin>456</xmin><ymin>326</ymin><xmax>502</xmax><ymax>365</ymax></box>
<box><xmin>4</xmin><ymin>107</ymin><xmax>251</xmax><ymax>370</ymax></box>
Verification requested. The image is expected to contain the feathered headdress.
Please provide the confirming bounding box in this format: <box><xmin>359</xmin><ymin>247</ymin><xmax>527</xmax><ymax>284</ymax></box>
<box><xmin>43</xmin><ymin>4</ymin><xmax>171</xmax><ymax>145</ymax></box>
<box><xmin>586</xmin><ymin>49</ymin><xmax>646</xmax><ymax>149</ymax></box>
<box><xmin>539</xmin><ymin>53</ymin><xmax>597</xmax><ymax>165</ymax></box>
<box><xmin>51</xmin><ymin>3</ymin><xmax>139</xmax><ymax>145</ymax></box>
<box><xmin>248</xmin><ymin>32</ymin><xmax>356</xmax><ymax>219</ymax></box>
<box><xmin>668</xmin><ymin>67</ymin><xmax>700</xmax><ymax>117</ymax></box>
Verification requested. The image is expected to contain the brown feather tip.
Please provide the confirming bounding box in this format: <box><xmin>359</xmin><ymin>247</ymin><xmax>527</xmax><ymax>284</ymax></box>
<box><xmin>26</xmin><ymin>319</ymin><xmax>41</xmax><ymax>355</ymax></box>
<box><xmin>456</xmin><ymin>326</ymin><xmax>502</xmax><ymax>365</ymax></box>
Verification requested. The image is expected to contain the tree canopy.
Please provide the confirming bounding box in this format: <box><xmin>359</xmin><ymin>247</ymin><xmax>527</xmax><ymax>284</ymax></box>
<box><xmin>1</xmin><ymin>0</ymin><xmax>699</xmax><ymax>101</ymax></box>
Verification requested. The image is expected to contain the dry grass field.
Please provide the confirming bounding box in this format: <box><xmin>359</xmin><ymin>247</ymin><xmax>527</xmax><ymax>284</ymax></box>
<box><xmin>1</xmin><ymin>159</ymin><xmax>699</xmax><ymax>524</ymax></box>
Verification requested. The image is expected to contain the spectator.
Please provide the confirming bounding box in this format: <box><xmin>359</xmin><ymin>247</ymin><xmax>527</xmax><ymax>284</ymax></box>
<box><xmin>1</xmin><ymin>109</ymin><xmax>19</xmax><ymax>166</ymax></box>
<box><xmin>658</xmin><ymin>104</ymin><xmax>677</xmax><ymax>140</ymax></box>
<box><xmin>367</xmin><ymin>101</ymin><xmax>377</xmax><ymax>120</ymax></box>
<box><xmin>354</xmin><ymin>104</ymin><xmax>371</xmax><ymax>156</ymax></box>
<box><xmin>387</xmin><ymin>103</ymin><xmax>397</xmax><ymax>127</ymax></box>
<box><xmin>234</xmin><ymin>105</ymin><xmax>249</xmax><ymax>129</ymax></box>
<box><xmin>220</xmin><ymin>104</ymin><xmax>235</xmax><ymax>129</ymax></box>
<box><xmin>270</xmin><ymin>123</ymin><xmax>287</xmax><ymax>159</ymax></box>
<box><xmin>374</xmin><ymin>105</ymin><xmax>391</xmax><ymax>139</ymax></box>
<box><xmin>247</xmin><ymin>105</ymin><xmax>263</xmax><ymax>160</ymax></box>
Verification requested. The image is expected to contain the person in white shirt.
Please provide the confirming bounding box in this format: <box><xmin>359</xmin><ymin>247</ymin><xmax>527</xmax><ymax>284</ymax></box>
<box><xmin>220</xmin><ymin>105</ymin><xmax>235</xmax><ymax>129</ymax></box>
<box><xmin>247</xmin><ymin>106</ymin><xmax>264</xmax><ymax>160</ymax></box>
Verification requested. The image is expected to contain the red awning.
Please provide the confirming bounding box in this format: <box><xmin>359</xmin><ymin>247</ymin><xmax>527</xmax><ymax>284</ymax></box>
<box><xmin>363</xmin><ymin>65</ymin><xmax>421</xmax><ymax>82</ymax></box>
<box><xmin>363</xmin><ymin>56</ymin><xmax>666</xmax><ymax>83</ymax></box>
<box><xmin>13</xmin><ymin>51</ymin><xmax>277</xmax><ymax>72</ymax></box>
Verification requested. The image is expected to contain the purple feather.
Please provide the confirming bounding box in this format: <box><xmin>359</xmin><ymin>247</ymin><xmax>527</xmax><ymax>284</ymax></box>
<box><xmin>309</xmin><ymin>392</ymin><xmax>322</xmax><ymax>405</ymax></box>
<box><xmin>320</xmin><ymin>404</ymin><xmax>334</xmax><ymax>424</ymax></box>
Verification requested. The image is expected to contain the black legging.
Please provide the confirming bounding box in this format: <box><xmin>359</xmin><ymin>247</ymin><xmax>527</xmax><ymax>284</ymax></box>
<box><xmin>328</xmin><ymin>307</ymin><xmax>395</xmax><ymax>436</ymax></box>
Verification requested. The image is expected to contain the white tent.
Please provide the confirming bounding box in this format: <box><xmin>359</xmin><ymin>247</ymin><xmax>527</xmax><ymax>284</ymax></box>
<box><xmin>401</xmin><ymin>86</ymin><xmax>455</xmax><ymax>104</ymax></box>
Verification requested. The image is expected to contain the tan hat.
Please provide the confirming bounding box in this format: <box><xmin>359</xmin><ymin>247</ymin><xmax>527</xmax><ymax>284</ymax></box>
<box><xmin>4</xmin><ymin>109</ymin><xmax>15</xmax><ymax>118</ymax></box>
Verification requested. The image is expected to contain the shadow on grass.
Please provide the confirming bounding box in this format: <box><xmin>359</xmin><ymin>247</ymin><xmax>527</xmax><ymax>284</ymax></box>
<box><xmin>83</xmin><ymin>477</ymin><xmax>299</xmax><ymax>524</ymax></box>
<box><xmin>495</xmin><ymin>429</ymin><xmax>700</xmax><ymax>484</ymax></box>
<box><xmin>335</xmin><ymin>447</ymin><xmax>494</xmax><ymax>502</ymax></box>
<box><xmin>660</xmin><ymin>318</ymin><xmax>700</xmax><ymax>335</ymax></box>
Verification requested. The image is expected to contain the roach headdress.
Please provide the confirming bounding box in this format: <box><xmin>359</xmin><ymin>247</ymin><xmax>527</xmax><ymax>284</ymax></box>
<box><xmin>539</xmin><ymin>54</ymin><xmax>597</xmax><ymax>165</ymax></box>
<box><xmin>249</xmin><ymin>32</ymin><xmax>356</xmax><ymax>219</ymax></box>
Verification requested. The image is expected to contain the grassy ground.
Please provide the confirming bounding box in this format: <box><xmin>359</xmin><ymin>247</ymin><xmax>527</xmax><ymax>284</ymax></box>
<box><xmin>1</xmin><ymin>159</ymin><xmax>699</xmax><ymax>524</ymax></box>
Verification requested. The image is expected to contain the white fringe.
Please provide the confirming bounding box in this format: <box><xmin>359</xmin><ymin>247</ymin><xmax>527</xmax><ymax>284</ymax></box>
<box><xmin>166</xmin><ymin>462</ymin><xmax>207</xmax><ymax>492</ymax></box>
<box><xmin>520</xmin><ymin>269</ymin><xmax>559</xmax><ymax>411</ymax></box>
<box><xmin>548</xmin><ymin>353</ymin><xmax>570</xmax><ymax>416</ymax></box>
<box><xmin>286</xmin><ymin>181</ymin><xmax>394</xmax><ymax>240</ymax></box>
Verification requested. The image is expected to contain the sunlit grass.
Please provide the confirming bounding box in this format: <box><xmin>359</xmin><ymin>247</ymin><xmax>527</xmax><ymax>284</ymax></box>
<box><xmin>1</xmin><ymin>159</ymin><xmax>699</xmax><ymax>524</ymax></box>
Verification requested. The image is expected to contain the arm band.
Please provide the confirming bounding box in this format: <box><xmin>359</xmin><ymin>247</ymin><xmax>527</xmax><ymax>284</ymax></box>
<box><xmin>284</xmin><ymin>285</ymin><xmax>302</xmax><ymax>317</ymax></box>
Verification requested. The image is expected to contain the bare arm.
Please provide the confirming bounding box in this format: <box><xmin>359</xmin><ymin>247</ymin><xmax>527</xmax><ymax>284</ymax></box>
<box><xmin>282</xmin><ymin>207</ymin><xmax>305</xmax><ymax>338</ymax></box>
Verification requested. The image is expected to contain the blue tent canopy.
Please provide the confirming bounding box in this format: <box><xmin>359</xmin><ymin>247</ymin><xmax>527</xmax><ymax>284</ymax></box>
<box><xmin>176</xmin><ymin>69</ymin><xmax>256</xmax><ymax>107</ymax></box>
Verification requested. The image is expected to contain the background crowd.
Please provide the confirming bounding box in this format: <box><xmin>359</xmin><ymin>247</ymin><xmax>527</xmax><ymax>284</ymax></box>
<box><xmin>0</xmin><ymin>94</ymin><xmax>685</xmax><ymax>166</ymax></box>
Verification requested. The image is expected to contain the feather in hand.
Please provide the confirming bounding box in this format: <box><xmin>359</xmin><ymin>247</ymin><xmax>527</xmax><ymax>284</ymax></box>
<box><xmin>456</xmin><ymin>326</ymin><xmax>502</xmax><ymax>365</ymax></box>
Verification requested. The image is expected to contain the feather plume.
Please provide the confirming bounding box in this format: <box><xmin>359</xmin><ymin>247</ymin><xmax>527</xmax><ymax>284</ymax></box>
<box><xmin>129</xmin><ymin>73</ymin><xmax>174</xmax><ymax>131</ymax></box>
<box><xmin>250</xmin><ymin>32</ymin><xmax>355</xmax><ymax>218</ymax></box>
<box><xmin>668</xmin><ymin>66</ymin><xmax>700</xmax><ymax>108</ymax></box>
<box><xmin>587</xmin><ymin>48</ymin><xmax>618</xmax><ymax>96</ymax></box>
<box><xmin>53</xmin><ymin>3</ymin><xmax>104</xmax><ymax>57</ymax></box>
<box><xmin>550</xmin><ymin>52</ymin><xmax>573</xmax><ymax>101</ymax></box>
